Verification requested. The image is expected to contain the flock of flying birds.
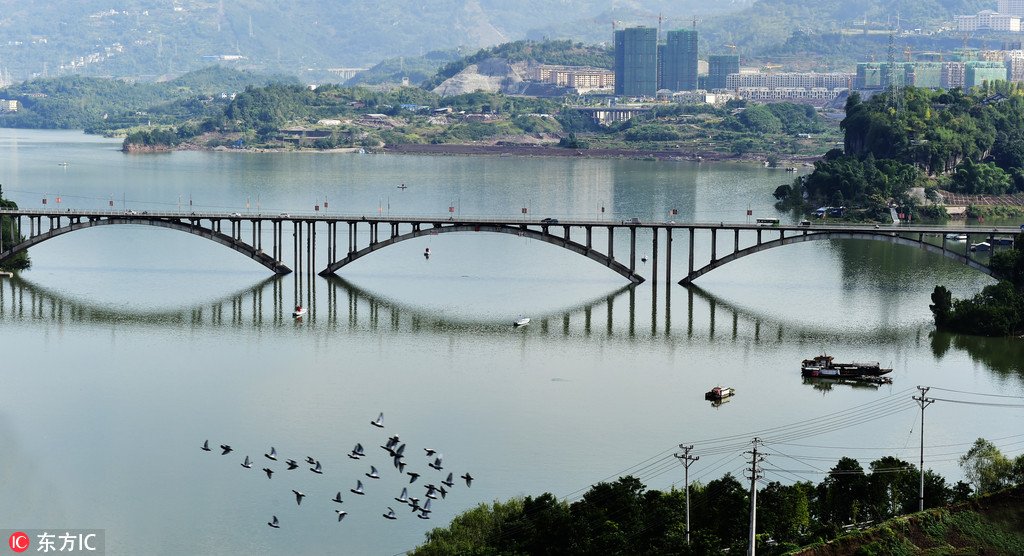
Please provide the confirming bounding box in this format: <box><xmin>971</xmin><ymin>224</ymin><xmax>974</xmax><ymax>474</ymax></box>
<box><xmin>200</xmin><ymin>412</ymin><xmax>474</xmax><ymax>529</ymax></box>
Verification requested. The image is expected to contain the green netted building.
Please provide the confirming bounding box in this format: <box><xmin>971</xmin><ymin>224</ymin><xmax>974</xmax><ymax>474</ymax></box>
<box><xmin>965</xmin><ymin>61</ymin><xmax>1007</xmax><ymax>88</ymax></box>
<box><xmin>614</xmin><ymin>27</ymin><xmax>658</xmax><ymax>97</ymax></box>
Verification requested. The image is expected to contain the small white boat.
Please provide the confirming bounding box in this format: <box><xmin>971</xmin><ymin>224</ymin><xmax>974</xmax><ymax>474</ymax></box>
<box><xmin>292</xmin><ymin>305</ymin><xmax>306</xmax><ymax>317</ymax></box>
<box><xmin>945</xmin><ymin>233</ymin><xmax>968</xmax><ymax>241</ymax></box>
<box><xmin>970</xmin><ymin>241</ymin><xmax>991</xmax><ymax>252</ymax></box>
<box><xmin>513</xmin><ymin>317</ymin><xmax>530</xmax><ymax>327</ymax></box>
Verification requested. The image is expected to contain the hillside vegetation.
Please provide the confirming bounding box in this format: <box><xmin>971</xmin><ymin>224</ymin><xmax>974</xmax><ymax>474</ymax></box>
<box><xmin>793</xmin><ymin>483</ymin><xmax>1024</xmax><ymax>556</ymax></box>
<box><xmin>408</xmin><ymin>439</ymin><xmax>1024</xmax><ymax>555</ymax></box>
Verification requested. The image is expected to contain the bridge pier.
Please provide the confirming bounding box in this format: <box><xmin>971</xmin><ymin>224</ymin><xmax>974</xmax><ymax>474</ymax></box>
<box><xmin>629</xmin><ymin>227</ymin><xmax>636</xmax><ymax>273</ymax></box>
<box><xmin>651</xmin><ymin>228</ymin><xmax>658</xmax><ymax>283</ymax></box>
<box><xmin>710</xmin><ymin>228</ymin><xmax>717</xmax><ymax>263</ymax></box>
<box><xmin>666</xmin><ymin>228</ymin><xmax>672</xmax><ymax>284</ymax></box>
<box><xmin>607</xmin><ymin>226</ymin><xmax>614</xmax><ymax>264</ymax></box>
<box><xmin>688</xmin><ymin>227</ymin><xmax>694</xmax><ymax>276</ymax></box>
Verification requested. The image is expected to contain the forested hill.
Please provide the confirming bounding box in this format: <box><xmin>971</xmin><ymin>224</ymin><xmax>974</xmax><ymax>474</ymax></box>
<box><xmin>0</xmin><ymin>0</ymin><xmax>995</xmax><ymax>86</ymax></box>
<box><xmin>0</xmin><ymin>0</ymin><xmax>724</xmax><ymax>83</ymax></box>
<box><xmin>697</xmin><ymin>0</ymin><xmax>991</xmax><ymax>53</ymax></box>
<box><xmin>0</xmin><ymin>67</ymin><xmax>298</xmax><ymax>131</ymax></box>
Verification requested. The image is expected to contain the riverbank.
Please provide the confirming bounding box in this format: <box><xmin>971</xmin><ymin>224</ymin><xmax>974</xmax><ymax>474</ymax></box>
<box><xmin>383</xmin><ymin>142</ymin><xmax>823</xmax><ymax>166</ymax></box>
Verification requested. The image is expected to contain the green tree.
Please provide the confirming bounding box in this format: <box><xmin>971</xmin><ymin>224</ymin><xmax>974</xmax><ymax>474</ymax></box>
<box><xmin>866</xmin><ymin>456</ymin><xmax>917</xmax><ymax>521</ymax></box>
<box><xmin>0</xmin><ymin>184</ymin><xmax>30</xmax><ymax>271</ymax></box>
<box><xmin>739</xmin><ymin>104</ymin><xmax>783</xmax><ymax>134</ymax></box>
<box><xmin>758</xmin><ymin>481</ymin><xmax>813</xmax><ymax>543</ymax></box>
<box><xmin>816</xmin><ymin>457</ymin><xmax>869</xmax><ymax>525</ymax></box>
<box><xmin>959</xmin><ymin>438</ymin><xmax>1016</xmax><ymax>494</ymax></box>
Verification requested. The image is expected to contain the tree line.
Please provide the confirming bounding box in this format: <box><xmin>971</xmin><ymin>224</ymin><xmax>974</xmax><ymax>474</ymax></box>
<box><xmin>0</xmin><ymin>185</ymin><xmax>29</xmax><ymax>271</ymax></box>
<box><xmin>411</xmin><ymin>438</ymin><xmax>1023</xmax><ymax>556</ymax></box>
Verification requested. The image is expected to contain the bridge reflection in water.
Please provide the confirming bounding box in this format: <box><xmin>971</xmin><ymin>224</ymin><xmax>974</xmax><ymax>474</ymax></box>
<box><xmin>0</xmin><ymin>272</ymin><xmax>930</xmax><ymax>347</ymax></box>
<box><xmin>1</xmin><ymin>210</ymin><xmax>1018</xmax><ymax>287</ymax></box>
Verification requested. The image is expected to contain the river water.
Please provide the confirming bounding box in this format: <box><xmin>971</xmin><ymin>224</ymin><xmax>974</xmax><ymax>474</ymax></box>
<box><xmin>0</xmin><ymin>129</ymin><xmax>1022</xmax><ymax>555</ymax></box>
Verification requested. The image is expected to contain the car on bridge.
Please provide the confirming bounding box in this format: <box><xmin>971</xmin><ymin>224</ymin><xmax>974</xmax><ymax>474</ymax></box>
<box><xmin>230</xmin><ymin>212</ymin><xmax>241</xmax><ymax>217</ymax></box>
<box><xmin>541</xmin><ymin>217</ymin><xmax>558</xmax><ymax>223</ymax></box>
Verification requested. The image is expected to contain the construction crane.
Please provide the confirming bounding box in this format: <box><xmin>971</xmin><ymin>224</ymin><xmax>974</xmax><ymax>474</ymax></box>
<box><xmin>634</xmin><ymin>12</ymin><xmax>671</xmax><ymax>37</ymax></box>
<box><xmin>586</xmin><ymin>18</ymin><xmax>622</xmax><ymax>32</ymax></box>
<box><xmin>903</xmin><ymin>46</ymin><xmax>943</xmax><ymax>63</ymax></box>
<box><xmin>762</xmin><ymin>63</ymin><xmax>781</xmax><ymax>74</ymax></box>
<box><xmin>723</xmin><ymin>44</ymin><xmax>737</xmax><ymax>55</ymax></box>
<box><xmin>690</xmin><ymin>15</ymin><xmax>702</xmax><ymax>29</ymax></box>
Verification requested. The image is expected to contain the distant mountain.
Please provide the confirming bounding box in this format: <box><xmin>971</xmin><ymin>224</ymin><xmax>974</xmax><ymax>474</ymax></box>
<box><xmin>0</xmin><ymin>0</ymin><xmax>749</xmax><ymax>84</ymax></box>
<box><xmin>0</xmin><ymin>0</ymin><xmax>997</xmax><ymax>86</ymax></box>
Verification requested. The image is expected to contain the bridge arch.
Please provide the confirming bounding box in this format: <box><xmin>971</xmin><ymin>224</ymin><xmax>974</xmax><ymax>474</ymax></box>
<box><xmin>2</xmin><ymin>216</ymin><xmax>291</xmax><ymax>274</ymax></box>
<box><xmin>320</xmin><ymin>222</ymin><xmax>643</xmax><ymax>283</ymax></box>
<box><xmin>681</xmin><ymin>230</ymin><xmax>1002</xmax><ymax>284</ymax></box>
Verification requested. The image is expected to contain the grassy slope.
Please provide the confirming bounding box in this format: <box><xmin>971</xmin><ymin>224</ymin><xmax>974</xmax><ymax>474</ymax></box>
<box><xmin>792</xmin><ymin>484</ymin><xmax>1024</xmax><ymax>556</ymax></box>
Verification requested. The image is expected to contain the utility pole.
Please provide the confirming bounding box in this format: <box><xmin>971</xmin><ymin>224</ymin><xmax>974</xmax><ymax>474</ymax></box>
<box><xmin>675</xmin><ymin>445</ymin><xmax>699</xmax><ymax>545</ymax></box>
<box><xmin>745</xmin><ymin>438</ymin><xmax>766</xmax><ymax>556</ymax></box>
<box><xmin>914</xmin><ymin>386</ymin><xmax>935</xmax><ymax>512</ymax></box>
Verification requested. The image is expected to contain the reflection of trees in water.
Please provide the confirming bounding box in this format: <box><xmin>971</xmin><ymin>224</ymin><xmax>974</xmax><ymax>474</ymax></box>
<box><xmin>930</xmin><ymin>330</ymin><xmax>1024</xmax><ymax>381</ymax></box>
<box><xmin>830</xmin><ymin>238</ymin><xmax>991</xmax><ymax>287</ymax></box>
<box><xmin>684</xmin><ymin>283</ymin><xmax>927</xmax><ymax>344</ymax></box>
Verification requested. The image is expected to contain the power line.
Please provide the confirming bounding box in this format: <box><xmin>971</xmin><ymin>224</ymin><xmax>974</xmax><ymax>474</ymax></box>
<box><xmin>929</xmin><ymin>397</ymin><xmax>1024</xmax><ymax>408</ymax></box>
<box><xmin>929</xmin><ymin>386</ymin><xmax>1024</xmax><ymax>399</ymax></box>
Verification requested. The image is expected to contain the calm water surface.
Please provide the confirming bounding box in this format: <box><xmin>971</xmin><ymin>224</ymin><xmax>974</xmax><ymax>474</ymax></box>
<box><xmin>1</xmin><ymin>129</ymin><xmax>1022</xmax><ymax>555</ymax></box>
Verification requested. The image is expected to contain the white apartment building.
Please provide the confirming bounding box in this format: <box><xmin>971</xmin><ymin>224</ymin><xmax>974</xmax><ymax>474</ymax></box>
<box><xmin>999</xmin><ymin>0</ymin><xmax>1024</xmax><ymax>18</ymax></box>
<box><xmin>957</xmin><ymin>10</ymin><xmax>1021</xmax><ymax>32</ymax></box>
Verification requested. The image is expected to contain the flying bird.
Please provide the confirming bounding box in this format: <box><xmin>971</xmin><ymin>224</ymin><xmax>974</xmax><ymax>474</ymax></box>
<box><xmin>220</xmin><ymin>444</ymin><xmax>233</xmax><ymax>455</ymax></box>
<box><xmin>424</xmin><ymin>485</ymin><xmax>438</xmax><ymax>499</ymax></box>
<box><xmin>421</xmin><ymin>499</ymin><xmax>433</xmax><ymax>514</ymax></box>
<box><xmin>442</xmin><ymin>473</ymin><xmax>454</xmax><ymax>488</ymax></box>
<box><xmin>348</xmin><ymin>443</ymin><xmax>365</xmax><ymax>459</ymax></box>
<box><xmin>201</xmin><ymin>440</ymin><xmax>211</xmax><ymax>452</ymax></box>
<box><xmin>383</xmin><ymin>507</ymin><xmax>397</xmax><ymax>520</ymax></box>
<box><xmin>418</xmin><ymin>510</ymin><xmax>430</xmax><ymax>520</ymax></box>
<box><xmin>285</xmin><ymin>459</ymin><xmax>299</xmax><ymax>470</ymax></box>
<box><xmin>335</xmin><ymin>510</ymin><xmax>348</xmax><ymax>522</ymax></box>
<box><xmin>461</xmin><ymin>473</ymin><xmax>474</xmax><ymax>487</ymax></box>
<box><xmin>439</xmin><ymin>486</ymin><xmax>447</xmax><ymax>499</ymax></box>
<box><xmin>366</xmin><ymin>465</ymin><xmax>380</xmax><ymax>479</ymax></box>
<box><xmin>265</xmin><ymin>447</ymin><xmax>277</xmax><ymax>461</ymax></box>
<box><xmin>292</xmin><ymin>490</ymin><xmax>306</xmax><ymax>505</ymax></box>
<box><xmin>407</xmin><ymin>471</ymin><xmax>420</xmax><ymax>484</ymax></box>
<box><xmin>424</xmin><ymin>448</ymin><xmax>436</xmax><ymax>457</ymax></box>
<box><xmin>350</xmin><ymin>480</ymin><xmax>365</xmax><ymax>495</ymax></box>
<box><xmin>371</xmin><ymin>412</ymin><xmax>384</xmax><ymax>428</ymax></box>
<box><xmin>262</xmin><ymin>467</ymin><xmax>274</xmax><ymax>479</ymax></box>
<box><xmin>305</xmin><ymin>456</ymin><xmax>316</xmax><ymax>465</ymax></box>
<box><xmin>395</xmin><ymin>487</ymin><xmax>409</xmax><ymax>504</ymax></box>
<box><xmin>311</xmin><ymin>461</ymin><xmax>323</xmax><ymax>474</ymax></box>
<box><xmin>428</xmin><ymin>455</ymin><xmax>443</xmax><ymax>471</ymax></box>
<box><xmin>332</xmin><ymin>492</ymin><xmax>344</xmax><ymax>504</ymax></box>
<box><xmin>268</xmin><ymin>515</ymin><xmax>280</xmax><ymax>528</ymax></box>
<box><xmin>394</xmin><ymin>458</ymin><xmax>406</xmax><ymax>472</ymax></box>
<box><xmin>241</xmin><ymin>456</ymin><xmax>253</xmax><ymax>469</ymax></box>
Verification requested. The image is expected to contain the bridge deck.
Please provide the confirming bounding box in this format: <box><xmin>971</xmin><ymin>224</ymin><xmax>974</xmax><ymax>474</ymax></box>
<box><xmin>1</xmin><ymin>209</ymin><xmax>1018</xmax><ymax>283</ymax></box>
